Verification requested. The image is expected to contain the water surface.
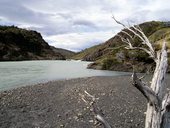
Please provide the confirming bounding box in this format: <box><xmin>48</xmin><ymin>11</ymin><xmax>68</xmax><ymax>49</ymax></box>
<box><xmin>0</xmin><ymin>60</ymin><xmax>130</xmax><ymax>90</ymax></box>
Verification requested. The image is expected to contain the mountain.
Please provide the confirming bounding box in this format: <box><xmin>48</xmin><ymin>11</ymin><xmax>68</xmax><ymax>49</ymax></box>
<box><xmin>0</xmin><ymin>26</ymin><xmax>74</xmax><ymax>61</ymax></box>
<box><xmin>50</xmin><ymin>46</ymin><xmax>75</xmax><ymax>59</ymax></box>
<box><xmin>73</xmin><ymin>21</ymin><xmax>170</xmax><ymax>73</ymax></box>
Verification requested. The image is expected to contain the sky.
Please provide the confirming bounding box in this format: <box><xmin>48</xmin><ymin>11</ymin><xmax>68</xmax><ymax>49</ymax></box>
<box><xmin>0</xmin><ymin>0</ymin><xmax>170</xmax><ymax>52</ymax></box>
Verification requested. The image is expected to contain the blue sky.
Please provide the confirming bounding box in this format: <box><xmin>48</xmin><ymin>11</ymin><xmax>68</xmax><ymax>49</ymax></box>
<box><xmin>0</xmin><ymin>0</ymin><xmax>170</xmax><ymax>51</ymax></box>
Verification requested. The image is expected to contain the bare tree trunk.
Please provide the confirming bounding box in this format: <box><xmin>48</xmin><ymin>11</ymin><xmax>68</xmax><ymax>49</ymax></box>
<box><xmin>113</xmin><ymin>17</ymin><xmax>169</xmax><ymax>128</ymax></box>
<box><xmin>81</xmin><ymin>18</ymin><xmax>169</xmax><ymax>128</ymax></box>
<box><xmin>132</xmin><ymin>41</ymin><xmax>168</xmax><ymax>128</ymax></box>
<box><xmin>144</xmin><ymin>42</ymin><xmax>168</xmax><ymax>128</ymax></box>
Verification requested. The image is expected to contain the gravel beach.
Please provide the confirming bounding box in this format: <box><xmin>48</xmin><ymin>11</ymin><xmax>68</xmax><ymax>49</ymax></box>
<box><xmin>0</xmin><ymin>75</ymin><xmax>169</xmax><ymax>128</ymax></box>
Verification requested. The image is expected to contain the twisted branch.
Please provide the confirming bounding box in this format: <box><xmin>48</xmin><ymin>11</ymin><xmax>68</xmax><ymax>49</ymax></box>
<box><xmin>80</xmin><ymin>91</ymin><xmax>112</xmax><ymax>128</ymax></box>
<box><xmin>113</xmin><ymin>16</ymin><xmax>156</xmax><ymax>60</ymax></box>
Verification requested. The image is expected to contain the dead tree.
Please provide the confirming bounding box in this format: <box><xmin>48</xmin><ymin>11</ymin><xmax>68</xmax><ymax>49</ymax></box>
<box><xmin>113</xmin><ymin>17</ymin><xmax>169</xmax><ymax>128</ymax></box>
<box><xmin>81</xmin><ymin>18</ymin><xmax>169</xmax><ymax>128</ymax></box>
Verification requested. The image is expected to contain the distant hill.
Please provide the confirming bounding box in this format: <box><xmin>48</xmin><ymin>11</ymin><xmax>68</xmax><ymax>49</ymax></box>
<box><xmin>0</xmin><ymin>26</ymin><xmax>74</xmax><ymax>61</ymax></box>
<box><xmin>50</xmin><ymin>46</ymin><xmax>75</xmax><ymax>59</ymax></box>
<box><xmin>73</xmin><ymin>21</ymin><xmax>170</xmax><ymax>73</ymax></box>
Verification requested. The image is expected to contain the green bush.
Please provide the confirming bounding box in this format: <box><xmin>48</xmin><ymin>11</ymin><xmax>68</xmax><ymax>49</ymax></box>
<box><xmin>102</xmin><ymin>58</ymin><xmax>119</xmax><ymax>70</ymax></box>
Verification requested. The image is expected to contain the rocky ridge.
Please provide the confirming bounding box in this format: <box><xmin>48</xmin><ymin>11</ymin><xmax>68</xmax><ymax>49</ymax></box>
<box><xmin>0</xmin><ymin>26</ymin><xmax>74</xmax><ymax>61</ymax></box>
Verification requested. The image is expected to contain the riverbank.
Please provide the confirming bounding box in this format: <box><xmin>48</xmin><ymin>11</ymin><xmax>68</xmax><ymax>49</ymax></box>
<box><xmin>0</xmin><ymin>75</ymin><xmax>169</xmax><ymax>128</ymax></box>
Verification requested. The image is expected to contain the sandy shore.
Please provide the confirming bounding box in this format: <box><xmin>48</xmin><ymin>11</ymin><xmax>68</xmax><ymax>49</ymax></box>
<box><xmin>0</xmin><ymin>75</ymin><xmax>169</xmax><ymax>128</ymax></box>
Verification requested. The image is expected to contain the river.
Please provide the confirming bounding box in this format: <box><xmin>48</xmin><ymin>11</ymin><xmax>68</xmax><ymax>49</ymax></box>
<box><xmin>0</xmin><ymin>60</ymin><xmax>130</xmax><ymax>91</ymax></box>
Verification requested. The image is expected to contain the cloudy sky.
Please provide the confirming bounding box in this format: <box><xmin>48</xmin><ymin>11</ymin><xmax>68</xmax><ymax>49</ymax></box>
<box><xmin>0</xmin><ymin>0</ymin><xmax>170</xmax><ymax>51</ymax></box>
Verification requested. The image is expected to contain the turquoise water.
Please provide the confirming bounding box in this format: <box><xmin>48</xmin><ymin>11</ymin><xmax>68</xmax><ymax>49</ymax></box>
<box><xmin>0</xmin><ymin>60</ymin><xmax>130</xmax><ymax>91</ymax></box>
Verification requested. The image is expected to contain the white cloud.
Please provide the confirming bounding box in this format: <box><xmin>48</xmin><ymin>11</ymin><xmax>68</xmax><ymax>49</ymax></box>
<box><xmin>44</xmin><ymin>30</ymin><xmax>115</xmax><ymax>52</ymax></box>
<box><xmin>0</xmin><ymin>0</ymin><xmax>170</xmax><ymax>51</ymax></box>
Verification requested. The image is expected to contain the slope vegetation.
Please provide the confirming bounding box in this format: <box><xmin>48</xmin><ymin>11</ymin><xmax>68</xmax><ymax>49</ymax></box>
<box><xmin>73</xmin><ymin>21</ymin><xmax>170</xmax><ymax>72</ymax></box>
<box><xmin>0</xmin><ymin>26</ymin><xmax>74</xmax><ymax>61</ymax></box>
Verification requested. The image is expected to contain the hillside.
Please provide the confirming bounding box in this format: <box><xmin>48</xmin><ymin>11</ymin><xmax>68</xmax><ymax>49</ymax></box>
<box><xmin>73</xmin><ymin>21</ymin><xmax>170</xmax><ymax>73</ymax></box>
<box><xmin>0</xmin><ymin>26</ymin><xmax>74</xmax><ymax>61</ymax></box>
<box><xmin>50</xmin><ymin>46</ymin><xmax>75</xmax><ymax>59</ymax></box>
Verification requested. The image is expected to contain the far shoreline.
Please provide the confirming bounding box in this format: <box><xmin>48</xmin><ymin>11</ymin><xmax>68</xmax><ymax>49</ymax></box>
<box><xmin>0</xmin><ymin>74</ymin><xmax>131</xmax><ymax>92</ymax></box>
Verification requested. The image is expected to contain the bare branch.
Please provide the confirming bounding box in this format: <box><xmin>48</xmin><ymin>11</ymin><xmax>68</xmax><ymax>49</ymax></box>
<box><xmin>121</xmin><ymin>30</ymin><xmax>133</xmax><ymax>39</ymax></box>
<box><xmin>131</xmin><ymin>25</ymin><xmax>155</xmax><ymax>56</ymax></box>
<box><xmin>116</xmin><ymin>34</ymin><xmax>133</xmax><ymax>48</ymax></box>
<box><xmin>113</xmin><ymin>16</ymin><xmax>147</xmax><ymax>44</ymax></box>
<box><xmin>113</xmin><ymin>16</ymin><xmax>156</xmax><ymax>61</ymax></box>
<box><xmin>116</xmin><ymin>33</ymin><xmax>153</xmax><ymax>58</ymax></box>
<box><xmin>139</xmin><ymin>73</ymin><xmax>148</xmax><ymax>80</ymax></box>
<box><xmin>127</xmin><ymin>46</ymin><xmax>152</xmax><ymax>56</ymax></box>
<box><xmin>135</xmin><ymin>24</ymin><xmax>143</xmax><ymax>31</ymax></box>
<box><xmin>84</xmin><ymin>90</ymin><xmax>96</xmax><ymax>101</ymax></box>
<box><xmin>132</xmin><ymin>72</ymin><xmax>160</xmax><ymax>110</ymax></box>
<box><xmin>112</xmin><ymin>16</ymin><xmax>126</xmax><ymax>28</ymax></box>
<box><xmin>95</xmin><ymin>114</ymin><xmax>112</xmax><ymax>128</ymax></box>
<box><xmin>80</xmin><ymin>91</ymin><xmax>112</xmax><ymax>128</ymax></box>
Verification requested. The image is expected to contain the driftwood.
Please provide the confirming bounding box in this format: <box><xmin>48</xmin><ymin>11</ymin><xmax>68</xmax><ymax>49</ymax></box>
<box><xmin>80</xmin><ymin>91</ymin><xmax>112</xmax><ymax>128</ymax></box>
<box><xmin>114</xmin><ymin>17</ymin><xmax>169</xmax><ymax>128</ymax></box>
